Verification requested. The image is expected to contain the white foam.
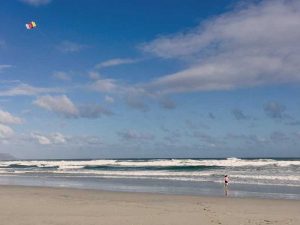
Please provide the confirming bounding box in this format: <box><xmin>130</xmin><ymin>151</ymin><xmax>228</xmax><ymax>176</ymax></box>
<box><xmin>229</xmin><ymin>174</ymin><xmax>300</xmax><ymax>181</ymax></box>
<box><xmin>0</xmin><ymin>159</ymin><xmax>299</xmax><ymax>187</ymax></box>
<box><xmin>1</xmin><ymin>158</ymin><xmax>299</xmax><ymax>169</ymax></box>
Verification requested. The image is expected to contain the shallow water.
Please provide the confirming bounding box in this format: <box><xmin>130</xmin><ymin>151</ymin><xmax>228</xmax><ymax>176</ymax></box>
<box><xmin>0</xmin><ymin>158</ymin><xmax>299</xmax><ymax>200</ymax></box>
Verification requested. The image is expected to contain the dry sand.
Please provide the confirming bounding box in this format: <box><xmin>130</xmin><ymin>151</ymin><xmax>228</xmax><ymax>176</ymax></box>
<box><xmin>0</xmin><ymin>185</ymin><xmax>299</xmax><ymax>225</ymax></box>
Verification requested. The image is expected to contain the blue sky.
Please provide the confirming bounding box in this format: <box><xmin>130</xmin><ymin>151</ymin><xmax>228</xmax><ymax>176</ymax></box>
<box><xmin>0</xmin><ymin>0</ymin><xmax>300</xmax><ymax>159</ymax></box>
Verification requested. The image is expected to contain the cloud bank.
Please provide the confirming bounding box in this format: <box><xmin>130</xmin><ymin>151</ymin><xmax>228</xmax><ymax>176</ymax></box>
<box><xmin>142</xmin><ymin>0</ymin><xmax>300</xmax><ymax>94</ymax></box>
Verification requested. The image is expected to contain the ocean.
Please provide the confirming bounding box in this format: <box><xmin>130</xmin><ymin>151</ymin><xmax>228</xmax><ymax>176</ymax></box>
<box><xmin>0</xmin><ymin>158</ymin><xmax>299</xmax><ymax>200</ymax></box>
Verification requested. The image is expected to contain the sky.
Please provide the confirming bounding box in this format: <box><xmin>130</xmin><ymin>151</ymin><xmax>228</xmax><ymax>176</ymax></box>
<box><xmin>0</xmin><ymin>0</ymin><xmax>300</xmax><ymax>159</ymax></box>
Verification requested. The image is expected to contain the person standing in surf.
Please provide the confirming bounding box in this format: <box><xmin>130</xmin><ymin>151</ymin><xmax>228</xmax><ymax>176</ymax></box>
<box><xmin>224</xmin><ymin>175</ymin><xmax>229</xmax><ymax>196</ymax></box>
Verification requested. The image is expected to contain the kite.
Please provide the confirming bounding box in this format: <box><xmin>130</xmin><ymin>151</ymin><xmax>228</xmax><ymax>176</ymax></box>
<box><xmin>25</xmin><ymin>21</ymin><xmax>37</xmax><ymax>30</ymax></box>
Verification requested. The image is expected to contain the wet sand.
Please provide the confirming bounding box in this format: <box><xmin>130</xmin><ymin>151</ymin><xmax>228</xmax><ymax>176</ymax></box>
<box><xmin>0</xmin><ymin>185</ymin><xmax>299</xmax><ymax>225</ymax></box>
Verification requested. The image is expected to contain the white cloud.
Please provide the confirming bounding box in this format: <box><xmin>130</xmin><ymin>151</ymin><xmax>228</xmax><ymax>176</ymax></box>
<box><xmin>0</xmin><ymin>124</ymin><xmax>14</xmax><ymax>138</ymax></box>
<box><xmin>30</xmin><ymin>132</ymin><xmax>103</xmax><ymax>146</ymax></box>
<box><xmin>88</xmin><ymin>76</ymin><xmax>138</xmax><ymax>95</ymax></box>
<box><xmin>52</xmin><ymin>71</ymin><xmax>71</xmax><ymax>81</ymax></box>
<box><xmin>31</xmin><ymin>132</ymin><xmax>66</xmax><ymax>145</ymax></box>
<box><xmin>78</xmin><ymin>104</ymin><xmax>113</xmax><ymax>118</ymax></box>
<box><xmin>0</xmin><ymin>83</ymin><xmax>63</xmax><ymax>96</ymax></box>
<box><xmin>57</xmin><ymin>41</ymin><xmax>87</xmax><ymax>53</ymax></box>
<box><xmin>95</xmin><ymin>58</ymin><xmax>139</xmax><ymax>69</ymax></box>
<box><xmin>0</xmin><ymin>65</ymin><xmax>12</xmax><ymax>73</ymax></box>
<box><xmin>34</xmin><ymin>95</ymin><xmax>113</xmax><ymax>118</ymax></box>
<box><xmin>88</xmin><ymin>77</ymin><xmax>152</xmax><ymax>111</ymax></box>
<box><xmin>104</xmin><ymin>95</ymin><xmax>114</xmax><ymax>103</ymax></box>
<box><xmin>158</xmin><ymin>97</ymin><xmax>176</xmax><ymax>109</ymax></box>
<box><xmin>88</xmin><ymin>71</ymin><xmax>101</xmax><ymax>80</ymax></box>
<box><xmin>142</xmin><ymin>0</ymin><xmax>300</xmax><ymax>93</ymax></box>
<box><xmin>90</xmin><ymin>78</ymin><xmax>118</xmax><ymax>93</ymax></box>
<box><xmin>31</xmin><ymin>133</ymin><xmax>51</xmax><ymax>145</ymax></box>
<box><xmin>33</xmin><ymin>95</ymin><xmax>79</xmax><ymax>118</ymax></box>
<box><xmin>264</xmin><ymin>101</ymin><xmax>287</xmax><ymax>119</ymax></box>
<box><xmin>118</xmin><ymin>130</ymin><xmax>154</xmax><ymax>141</ymax></box>
<box><xmin>0</xmin><ymin>110</ymin><xmax>23</xmax><ymax>125</ymax></box>
<box><xmin>70</xmin><ymin>135</ymin><xmax>102</xmax><ymax>146</ymax></box>
<box><xmin>125</xmin><ymin>95</ymin><xmax>149</xmax><ymax>112</ymax></box>
<box><xmin>88</xmin><ymin>77</ymin><xmax>171</xmax><ymax>112</ymax></box>
<box><xmin>20</xmin><ymin>0</ymin><xmax>51</xmax><ymax>6</ymax></box>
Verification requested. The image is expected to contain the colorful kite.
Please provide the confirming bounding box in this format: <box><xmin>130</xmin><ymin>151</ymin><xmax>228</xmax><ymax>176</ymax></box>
<box><xmin>25</xmin><ymin>21</ymin><xmax>37</xmax><ymax>30</ymax></box>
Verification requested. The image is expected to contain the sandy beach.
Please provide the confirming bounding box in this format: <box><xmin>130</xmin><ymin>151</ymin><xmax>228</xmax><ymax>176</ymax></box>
<box><xmin>0</xmin><ymin>186</ymin><xmax>298</xmax><ymax>225</ymax></box>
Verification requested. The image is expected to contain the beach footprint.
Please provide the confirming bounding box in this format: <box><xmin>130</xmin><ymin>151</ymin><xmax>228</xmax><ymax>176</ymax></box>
<box><xmin>202</xmin><ymin>206</ymin><xmax>222</xmax><ymax>224</ymax></box>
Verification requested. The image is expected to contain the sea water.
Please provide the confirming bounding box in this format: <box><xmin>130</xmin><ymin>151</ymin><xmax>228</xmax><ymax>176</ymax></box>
<box><xmin>0</xmin><ymin>158</ymin><xmax>299</xmax><ymax>199</ymax></box>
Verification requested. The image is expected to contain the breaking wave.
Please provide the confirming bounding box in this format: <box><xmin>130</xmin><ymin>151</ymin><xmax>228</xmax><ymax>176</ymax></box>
<box><xmin>0</xmin><ymin>158</ymin><xmax>299</xmax><ymax>186</ymax></box>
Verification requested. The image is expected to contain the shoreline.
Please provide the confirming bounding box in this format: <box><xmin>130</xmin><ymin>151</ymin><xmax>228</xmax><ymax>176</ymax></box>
<box><xmin>0</xmin><ymin>174</ymin><xmax>300</xmax><ymax>200</ymax></box>
<box><xmin>1</xmin><ymin>183</ymin><xmax>300</xmax><ymax>201</ymax></box>
<box><xmin>0</xmin><ymin>185</ymin><xmax>299</xmax><ymax>225</ymax></box>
